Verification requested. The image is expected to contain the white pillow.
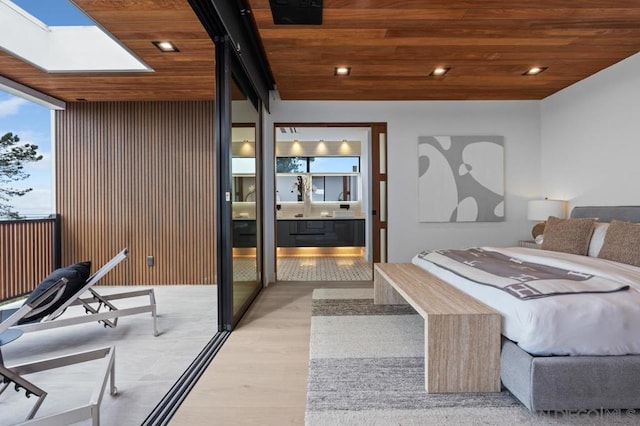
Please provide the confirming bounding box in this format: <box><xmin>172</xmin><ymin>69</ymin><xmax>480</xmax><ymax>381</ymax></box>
<box><xmin>588</xmin><ymin>222</ymin><xmax>610</xmax><ymax>257</ymax></box>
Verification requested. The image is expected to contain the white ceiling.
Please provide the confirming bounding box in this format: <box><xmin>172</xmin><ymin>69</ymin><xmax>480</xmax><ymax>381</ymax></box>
<box><xmin>275</xmin><ymin>126</ymin><xmax>370</xmax><ymax>143</ymax></box>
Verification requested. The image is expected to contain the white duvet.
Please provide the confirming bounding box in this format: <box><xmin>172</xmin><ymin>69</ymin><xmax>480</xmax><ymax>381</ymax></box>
<box><xmin>412</xmin><ymin>247</ymin><xmax>640</xmax><ymax>356</ymax></box>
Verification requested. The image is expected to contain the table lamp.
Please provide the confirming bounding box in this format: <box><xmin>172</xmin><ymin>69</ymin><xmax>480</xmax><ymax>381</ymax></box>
<box><xmin>527</xmin><ymin>199</ymin><xmax>566</xmax><ymax>239</ymax></box>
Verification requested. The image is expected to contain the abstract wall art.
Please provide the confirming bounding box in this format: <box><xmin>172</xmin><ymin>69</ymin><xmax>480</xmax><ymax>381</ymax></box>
<box><xmin>418</xmin><ymin>136</ymin><xmax>504</xmax><ymax>222</ymax></box>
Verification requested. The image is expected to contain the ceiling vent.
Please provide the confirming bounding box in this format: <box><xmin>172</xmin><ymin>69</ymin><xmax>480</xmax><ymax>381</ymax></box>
<box><xmin>269</xmin><ymin>0</ymin><xmax>323</xmax><ymax>25</ymax></box>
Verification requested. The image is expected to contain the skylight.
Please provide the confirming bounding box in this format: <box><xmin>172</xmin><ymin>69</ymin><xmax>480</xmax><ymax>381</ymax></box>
<box><xmin>0</xmin><ymin>0</ymin><xmax>151</xmax><ymax>73</ymax></box>
<box><xmin>13</xmin><ymin>0</ymin><xmax>94</xmax><ymax>26</ymax></box>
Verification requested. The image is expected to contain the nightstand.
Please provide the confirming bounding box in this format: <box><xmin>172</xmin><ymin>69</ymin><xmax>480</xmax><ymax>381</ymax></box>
<box><xmin>519</xmin><ymin>240</ymin><xmax>541</xmax><ymax>249</ymax></box>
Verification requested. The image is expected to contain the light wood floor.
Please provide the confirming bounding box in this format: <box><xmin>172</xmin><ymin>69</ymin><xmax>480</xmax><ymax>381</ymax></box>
<box><xmin>171</xmin><ymin>280</ymin><xmax>371</xmax><ymax>425</ymax></box>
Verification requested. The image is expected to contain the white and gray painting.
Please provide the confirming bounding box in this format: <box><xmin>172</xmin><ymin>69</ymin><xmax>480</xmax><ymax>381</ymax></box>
<box><xmin>418</xmin><ymin>136</ymin><xmax>504</xmax><ymax>222</ymax></box>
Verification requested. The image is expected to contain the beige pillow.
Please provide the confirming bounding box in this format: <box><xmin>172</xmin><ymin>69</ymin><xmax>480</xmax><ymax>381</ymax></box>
<box><xmin>597</xmin><ymin>220</ymin><xmax>640</xmax><ymax>267</ymax></box>
<box><xmin>541</xmin><ymin>216</ymin><xmax>595</xmax><ymax>255</ymax></box>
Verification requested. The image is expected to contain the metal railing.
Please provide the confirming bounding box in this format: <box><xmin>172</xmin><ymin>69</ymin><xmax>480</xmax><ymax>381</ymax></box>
<box><xmin>0</xmin><ymin>215</ymin><xmax>61</xmax><ymax>302</ymax></box>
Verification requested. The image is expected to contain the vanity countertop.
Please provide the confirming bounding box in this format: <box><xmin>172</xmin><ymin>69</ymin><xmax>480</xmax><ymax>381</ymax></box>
<box><xmin>277</xmin><ymin>216</ymin><xmax>364</xmax><ymax>220</ymax></box>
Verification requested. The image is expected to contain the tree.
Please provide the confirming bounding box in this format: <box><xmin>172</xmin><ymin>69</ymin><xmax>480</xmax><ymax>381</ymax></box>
<box><xmin>275</xmin><ymin>156</ymin><xmax>316</xmax><ymax>174</ymax></box>
<box><xmin>275</xmin><ymin>157</ymin><xmax>306</xmax><ymax>173</ymax></box>
<box><xmin>0</xmin><ymin>132</ymin><xmax>43</xmax><ymax>219</ymax></box>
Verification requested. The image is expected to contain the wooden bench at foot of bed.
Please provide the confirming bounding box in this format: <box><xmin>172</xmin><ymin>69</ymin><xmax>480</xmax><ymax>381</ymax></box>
<box><xmin>374</xmin><ymin>263</ymin><xmax>501</xmax><ymax>393</ymax></box>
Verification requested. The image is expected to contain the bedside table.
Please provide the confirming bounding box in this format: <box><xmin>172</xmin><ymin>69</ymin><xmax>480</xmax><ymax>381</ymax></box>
<box><xmin>519</xmin><ymin>240</ymin><xmax>541</xmax><ymax>249</ymax></box>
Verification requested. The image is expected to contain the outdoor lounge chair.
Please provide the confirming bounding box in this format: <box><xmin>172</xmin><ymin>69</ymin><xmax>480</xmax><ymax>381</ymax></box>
<box><xmin>1</xmin><ymin>277</ymin><xmax>117</xmax><ymax>425</ymax></box>
<box><xmin>9</xmin><ymin>248</ymin><xmax>158</xmax><ymax>337</ymax></box>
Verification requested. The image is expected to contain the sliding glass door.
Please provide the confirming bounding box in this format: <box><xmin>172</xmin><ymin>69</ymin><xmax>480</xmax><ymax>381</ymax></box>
<box><xmin>230</xmin><ymin>78</ymin><xmax>261</xmax><ymax>319</ymax></box>
<box><xmin>215</xmin><ymin>39</ymin><xmax>263</xmax><ymax>330</ymax></box>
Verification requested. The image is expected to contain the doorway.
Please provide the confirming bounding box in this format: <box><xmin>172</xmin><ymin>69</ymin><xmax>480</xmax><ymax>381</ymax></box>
<box><xmin>274</xmin><ymin>123</ymin><xmax>388</xmax><ymax>281</ymax></box>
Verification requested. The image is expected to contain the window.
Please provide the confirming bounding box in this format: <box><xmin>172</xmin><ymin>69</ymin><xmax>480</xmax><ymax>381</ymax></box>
<box><xmin>310</xmin><ymin>156</ymin><xmax>359</xmax><ymax>173</ymax></box>
<box><xmin>275</xmin><ymin>157</ymin><xmax>306</xmax><ymax>173</ymax></box>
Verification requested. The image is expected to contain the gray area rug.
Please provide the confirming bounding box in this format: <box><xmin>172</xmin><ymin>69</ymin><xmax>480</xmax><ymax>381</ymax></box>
<box><xmin>306</xmin><ymin>288</ymin><xmax>640</xmax><ymax>425</ymax></box>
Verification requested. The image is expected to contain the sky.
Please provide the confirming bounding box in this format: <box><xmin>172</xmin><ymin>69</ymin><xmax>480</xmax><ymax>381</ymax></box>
<box><xmin>13</xmin><ymin>0</ymin><xmax>94</xmax><ymax>25</ymax></box>
<box><xmin>0</xmin><ymin>92</ymin><xmax>53</xmax><ymax>217</ymax></box>
<box><xmin>0</xmin><ymin>0</ymin><xmax>95</xmax><ymax>218</ymax></box>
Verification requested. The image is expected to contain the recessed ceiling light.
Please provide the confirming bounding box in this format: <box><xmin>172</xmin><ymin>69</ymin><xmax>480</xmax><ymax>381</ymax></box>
<box><xmin>334</xmin><ymin>66</ymin><xmax>351</xmax><ymax>76</ymax></box>
<box><xmin>152</xmin><ymin>41</ymin><xmax>179</xmax><ymax>52</ymax></box>
<box><xmin>429</xmin><ymin>67</ymin><xmax>450</xmax><ymax>77</ymax></box>
<box><xmin>523</xmin><ymin>66</ymin><xmax>548</xmax><ymax>76</ymax></box>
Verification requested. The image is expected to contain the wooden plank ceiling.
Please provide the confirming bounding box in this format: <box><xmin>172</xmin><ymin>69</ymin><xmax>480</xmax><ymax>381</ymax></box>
<box><xmin>247</xmin><ymin>0</ymin><xmax>640</xmax><ymax>100</ymax></box>
<box><xmin>0</xmin><ymin>0</ymin><xmax>215</xmax><ymax>102</ymax></box>
<box><xmin>2</xmin><ymin>0</ymin><xmax>640</xmax><ymax>101</ymax></box>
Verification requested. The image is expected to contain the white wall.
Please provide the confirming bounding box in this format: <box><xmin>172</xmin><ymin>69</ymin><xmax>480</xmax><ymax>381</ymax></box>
<box><xmin>262</xmin><ymin>100</ymin><xmax>541</xmax><ymax>283</ymax></box>
<box><xmin>541</xmin><ymin>52</ymin><xmax>640</xmax><ymax>208</ymax></box>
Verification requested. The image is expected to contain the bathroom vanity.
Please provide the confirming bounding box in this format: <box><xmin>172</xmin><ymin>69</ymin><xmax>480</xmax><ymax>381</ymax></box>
<box><xmin>232</xmin><ymin>219</ymin><xmax>257</xmax><ymax>248</ymax></box>
<box><xmin>276</xmin><ymin>217</ymin><xmax>365</xmax><ymax>247</ymax></box>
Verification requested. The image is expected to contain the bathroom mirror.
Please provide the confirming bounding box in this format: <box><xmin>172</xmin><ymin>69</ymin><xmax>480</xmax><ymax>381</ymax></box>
<box><xmin>275</xmin><ymin>174</ymin><xmax>359</xmax><ymax>202</ymax></box>
<box><xmin>275</xmin><ymin>155</ymin><xmax>361</xmax><ymax>203</ymax></box>
<box><xmin>310</xmin><ymin>175</ymin><xmax>358</xmax><ymax>201</ymax></box>
<box><xmin>231</xmin><ymin>135</ymin><xmax>256</xmax><ymax>203</ymax></box>
<box><xmin>232</xmin><ymin>176</ymin><xmax>256</xmax><ymax>202</ymax></box>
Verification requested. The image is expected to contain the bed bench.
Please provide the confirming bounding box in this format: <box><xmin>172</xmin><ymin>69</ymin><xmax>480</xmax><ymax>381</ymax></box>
<box><xmin>373</xmin><ymin>262</ymin><xmax>501</xmax><ymax>393</ymax></box>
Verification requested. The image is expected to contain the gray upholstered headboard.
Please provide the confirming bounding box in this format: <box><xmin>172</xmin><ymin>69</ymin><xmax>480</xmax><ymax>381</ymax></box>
<box><xmin>570</xmin><ymin>206</ymin><xmax>640</xmax><ymax>223</ymax></box>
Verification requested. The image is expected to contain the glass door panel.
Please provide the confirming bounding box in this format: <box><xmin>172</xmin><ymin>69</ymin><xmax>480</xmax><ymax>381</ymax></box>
<box><xmin>214</xmin><ymin>37</ymin><xmax>262</xmax><ymax>330</ymax></box>
<box><xmin>231</xmin><ymin>78</ymin><xmax>261</xmax><ymax>319</ymax></box>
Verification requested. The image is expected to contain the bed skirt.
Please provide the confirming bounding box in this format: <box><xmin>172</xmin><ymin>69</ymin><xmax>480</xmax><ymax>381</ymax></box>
<box><xmin>501</xmin><ymin>339</ymin><xmax>640</xmax><ymax>411</ymax></box>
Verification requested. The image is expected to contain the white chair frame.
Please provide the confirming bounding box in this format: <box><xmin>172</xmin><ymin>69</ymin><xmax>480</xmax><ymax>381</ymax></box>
<box><xmin>12</xmin><ymin>249</ymin><xmax>159</xmax><ymax>337</ymax></box>
<box><xmin>1</xmin><ymin>279</ymin><xmax>117</xmax><ymax>425</ymax></box>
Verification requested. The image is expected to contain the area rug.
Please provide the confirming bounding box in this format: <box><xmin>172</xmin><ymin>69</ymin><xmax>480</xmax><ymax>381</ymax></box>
<box><xmin>306</xmin><ymin>288</ymin><xmax>640</xmax><ymax>426</ymax></box>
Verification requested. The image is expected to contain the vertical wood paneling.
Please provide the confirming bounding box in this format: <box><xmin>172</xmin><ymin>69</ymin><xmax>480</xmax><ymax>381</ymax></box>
<box><xmin>0</xmin><ymin>219</ymin><xmax>55</xmax><ymax>300</ymax></box>
<box><xmin>55</xmin><ymin>102</ymin><xmax>216</xmax><ymax>285</ymax></box>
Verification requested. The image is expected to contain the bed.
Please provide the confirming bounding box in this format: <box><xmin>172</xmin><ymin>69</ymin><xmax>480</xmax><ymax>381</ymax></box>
<box><xmin>411</xmin><ymin>206</ymin><xmax>640</xmax><ymax>411</ymax></box>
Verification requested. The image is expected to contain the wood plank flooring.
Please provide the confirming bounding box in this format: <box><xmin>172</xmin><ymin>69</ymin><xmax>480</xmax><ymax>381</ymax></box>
<box><xmin>171</xmin><ymin>281</ymin><xmax>371</xmax><ymax>425</ymax></box>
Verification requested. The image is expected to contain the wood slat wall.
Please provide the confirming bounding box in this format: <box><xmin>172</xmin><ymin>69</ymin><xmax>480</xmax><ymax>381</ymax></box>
<box><xmin>0</xmin><ymin>219</ymin><xmax>55</xmax><ymax>300</ymax></box>
<box><xmin>55</xmin><ymin>101</ymin><xmax>216</xmax><ymax>285</ymax></box>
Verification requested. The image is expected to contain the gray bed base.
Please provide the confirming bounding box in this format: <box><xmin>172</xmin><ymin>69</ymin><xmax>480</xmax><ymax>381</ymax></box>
<box><xmin>501</xmin><ymin>205</ymin><xmax>640</xmax><ymax>411</ymax></box>
<box><xmin>501</xmin><ymin>339</ymin><xmax>640</xmax><ymax>411</ymax></box>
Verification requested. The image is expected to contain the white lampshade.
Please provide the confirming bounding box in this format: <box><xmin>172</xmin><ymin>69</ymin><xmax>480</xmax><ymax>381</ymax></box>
<box><xmin>527</xmin><ymin>199</ymin><xmax>566</xmax><ymax>221</ymax></box>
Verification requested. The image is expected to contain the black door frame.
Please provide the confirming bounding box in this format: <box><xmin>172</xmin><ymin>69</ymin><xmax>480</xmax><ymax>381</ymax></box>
<box><xmin>189</xmin><ymin>0</ymin><xmax>273</xmax><ymax>331</ymax></box>
<box><xmin>215</xmin><ymin>38</ymin><xmax>234</xmax><ymax>331</ymax></box>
